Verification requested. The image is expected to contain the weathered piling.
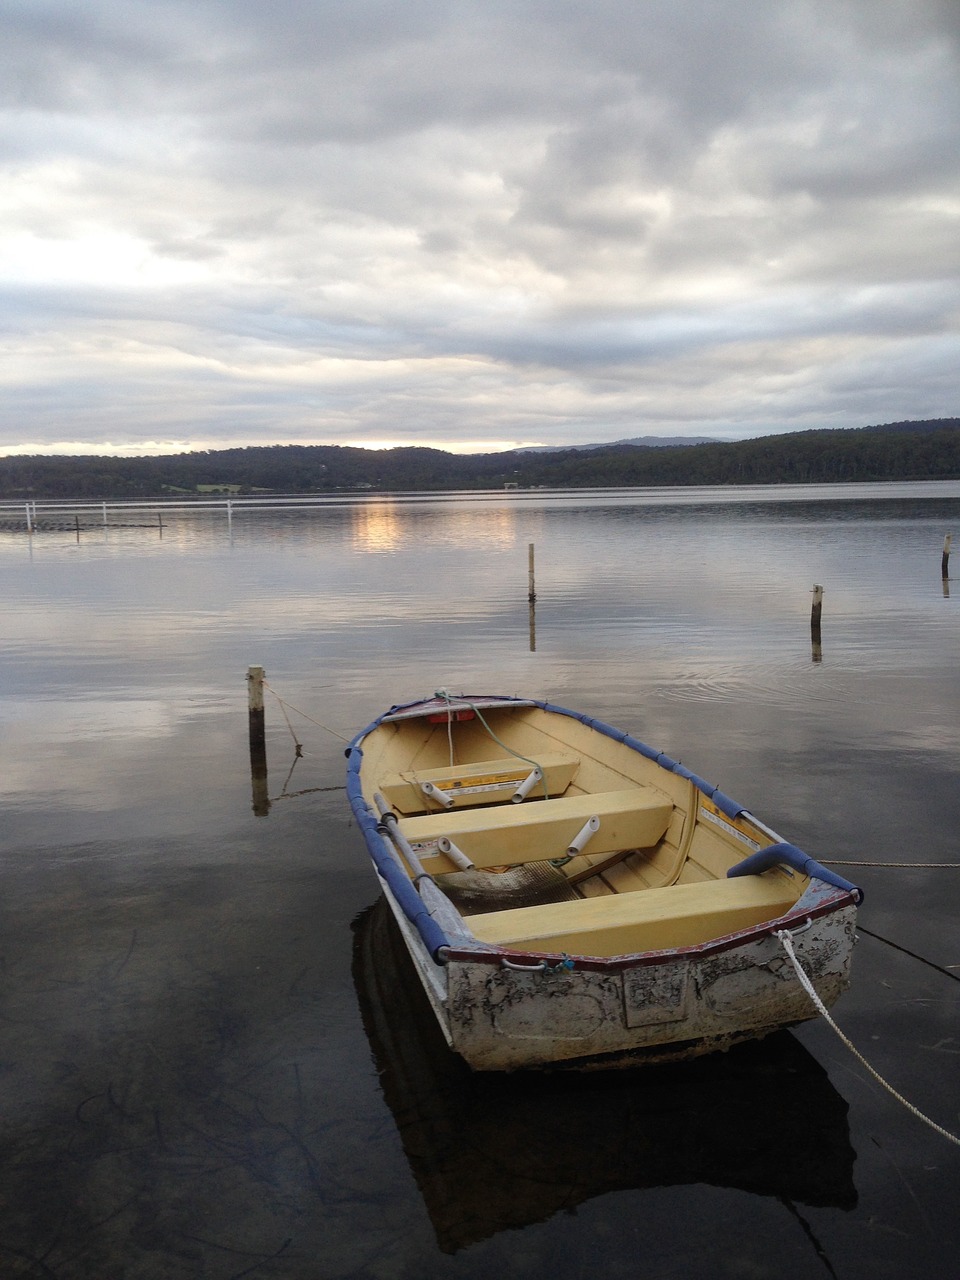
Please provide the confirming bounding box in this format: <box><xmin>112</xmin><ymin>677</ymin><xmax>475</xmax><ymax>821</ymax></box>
<box><xmin>943</xmin><ymin>534</ymin><xmax>952</xmax><ymax>580</ymax></box>
<box><xmin>247</xmin><ymin>665</ymin><xmax>270</xmax><ymax>817</ymax></box>
<box><xmin>811</xmin><ymin>585</ymin><xmax>823</xmax><ymax>662</ymax></box>
<box><xmin>528</xmin><ymin>542</ymin><xmax>536</xmax><ymax>603</ymax></box>
<box><xmin>811</xmin><ymin>585</ymin><xmax>823</xmax><ymax>636</ymax></box>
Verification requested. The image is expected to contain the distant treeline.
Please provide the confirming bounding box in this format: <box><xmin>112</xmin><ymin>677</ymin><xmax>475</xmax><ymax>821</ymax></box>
<box><xmin>2</xmin><ymin>418</ymin><xmax>959</xmax><ymax>499</ymax></box>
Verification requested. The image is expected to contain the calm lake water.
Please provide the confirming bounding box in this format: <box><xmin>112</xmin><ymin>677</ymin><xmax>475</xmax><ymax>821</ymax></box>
<box><xmin>1</xmin><ymin>482</ymin><xmax>959</xmax><ymax>1279</ymax></box>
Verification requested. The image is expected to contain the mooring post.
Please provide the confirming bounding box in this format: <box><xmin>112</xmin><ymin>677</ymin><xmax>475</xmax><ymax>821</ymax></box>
<box><xmin>247</xmin><ymin>665</ymin><xmax>270</xmax><ymax>816</ymax></box>
<box><xmin>811</xmin><ymin>585</ymin><xmax>824</xmax><ymax>664</ymax></box>
<box><xmin>528</xmin><ymin>542</ymin><xmax>536</xmax><ymax>603</ymax></box>
<box><xmin>25</xmin><ymin>502</ymin><xmax>32</xmax><ymax>534</ymax></box>
<box><xmin>811</xmin><ymin>585</ymin><xmax>824</xmax><ymax>629</ymax></box>
<box><xmin>158</xmin><ymin>511</ymin><xmax>164</xmax><ymax>538</ymax></box>
<box><xmin>943</xmin><ymin>534</ymin><xmax>952</xmax><ymax>581</ymax></box>
<box><xmin>75</xmin><ymin>513</ymin><xmax>81</xmax><ymax>542</ymax></box>
<box><xmin>811</xmin><ymin>584</ymin><xmax>823</xmax><ymax>636</ymax></box>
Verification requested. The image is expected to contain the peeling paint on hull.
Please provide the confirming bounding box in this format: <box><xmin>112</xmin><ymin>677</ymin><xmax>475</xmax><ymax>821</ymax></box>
<box><xmin>381</xmin><ymin>878</ymin><xmax>857</xmax><ymax>1071</ymax></box>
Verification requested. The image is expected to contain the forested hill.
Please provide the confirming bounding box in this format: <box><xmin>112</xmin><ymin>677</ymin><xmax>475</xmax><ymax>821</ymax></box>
<box><xmin>1</xmin><ymin>418</ymin><xmax>959</xmax><ymax>499</ymax></box>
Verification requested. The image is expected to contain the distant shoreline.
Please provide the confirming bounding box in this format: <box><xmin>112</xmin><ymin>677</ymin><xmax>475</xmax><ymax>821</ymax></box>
<box><xmin>2</xmin><ymin>419</ymin><xmax>959</xmax><ymax>500</ymax></box>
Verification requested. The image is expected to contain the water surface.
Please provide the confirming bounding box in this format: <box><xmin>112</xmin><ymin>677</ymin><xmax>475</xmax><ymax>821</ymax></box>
<box><xmin>1</xmin><ymin>484</ymin><xmax>958</xmax><ymax>1278</ymax></box>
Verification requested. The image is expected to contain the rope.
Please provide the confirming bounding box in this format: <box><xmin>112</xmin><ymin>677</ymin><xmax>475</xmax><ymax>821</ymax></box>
<box><xmin>445</xmin><ymin>695</ymin><xmax>455</xmax><ymax>767</ymax></box>
<box><xmin>272</xmin><ymin>785</ymin><xmax>346</xmax><ymax>801</ymax></box>
<box><xmin>826</xmin><ymin>860</ymin><xmax>960</xmax><ymax>868</ymax></box>
<box><xmin>856</xmin><ymin>925</ymin><xmax>960</xmax><ymax>985</ymax></box>
<box><xmin>262</xmin><ymin>682</ymin><xmax>350</xmax><ymax>743</ymax></box>
<box><xmin>776</xmin><ymin>929</ymin><xmax>960</xmax><ymax>1148</ymax></box>
<box><xmin>271</xmin><ymin>690</ymin><xmax>303</xmax><ymax>754</ymax></box>
<box><xmin>435</xmin><ymin>689</ymin><xmax>549</xmax><ymax>801</ymax></box>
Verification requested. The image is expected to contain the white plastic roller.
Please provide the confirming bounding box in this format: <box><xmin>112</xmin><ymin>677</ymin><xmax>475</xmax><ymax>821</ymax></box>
<box><xmin>511</xmin><ymin>766</ymin><xmax>543</xmax><ymax>803</ymax></box>
<box><xmin>420</xmin><ymin>780</ymin><xmax>455</xmax><ymax>809</ymax></box>
<box><xmin>566</xmin><ymin>814</ymin><xmax>600</xmax><ymax>856</ymax></box>
<box><xmin>437</xmin><ymin>836</ymin><xmax>475</xmax><ymax>871</ymax></box>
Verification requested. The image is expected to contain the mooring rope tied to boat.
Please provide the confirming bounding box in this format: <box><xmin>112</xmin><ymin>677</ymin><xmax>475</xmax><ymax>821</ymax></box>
<box><xmin>826</xmin><ymin>860</ymin><xmax>960</xmax><ymax>868</ymax></box>
<box><xmin>776</xmin><ymin>928</ymin><xmax>960</xmax><ymax>1148</ymax></box>
<box><xmin>434</xmin><ymin>689</ymin><xmax>550</xmax><ymax>799</ymax></box>
<box><xmin>854</xmin><ymin>925</ymin><xmax>960</xmax><ymax>986</ymax></box>
<box><xmin>263</xmin><ymin>681</ymin><xmax>350</xmax><ymax>743</ymax></box>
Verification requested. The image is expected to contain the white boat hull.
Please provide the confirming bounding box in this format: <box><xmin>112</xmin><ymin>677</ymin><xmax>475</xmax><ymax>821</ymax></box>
<box><xmin>379</xmin><ymin>874</ymin><xmax>856</xmax><ymax>1070</ymax></box>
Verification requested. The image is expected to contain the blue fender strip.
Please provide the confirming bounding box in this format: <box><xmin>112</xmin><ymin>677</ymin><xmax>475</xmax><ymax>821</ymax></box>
<box><xmin>533</xmin><ymin>700</ymin><xmax>746</xmax><ymax>820</ymax></box>
<box><xmin>345</xmin><ymin>745</ymin><xmax>450</xmax><ymax>960</ymax></box>
<box><xmin>344</xmin><ymin>695</ymin><xmax>538</xmax><ymax>962</ymax></box>
<box><xmin>727</xmin><ymin>842</ymin><xmax>864</xmax><ymax>903</ymax></box>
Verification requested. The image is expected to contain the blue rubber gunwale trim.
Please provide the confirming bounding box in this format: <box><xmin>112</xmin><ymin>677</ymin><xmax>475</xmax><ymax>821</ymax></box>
<box><xmin>727</xmin><ymin>842</ymin><xmax>864</xmax><ymax>903</ymax></box>
<box><xmin>345</xmin><ymin>695</ymin><xmax>538</xmax><ymax>961</ymax></box>
<box><xmin>531</xmin><ymin>699</ymin><xmax>746</xmax><ymax>820</ymax></box>
<box><xmin>346</xmin><ymin>744</ymin><xmax>450</xmax><ymax>960</ymax></box>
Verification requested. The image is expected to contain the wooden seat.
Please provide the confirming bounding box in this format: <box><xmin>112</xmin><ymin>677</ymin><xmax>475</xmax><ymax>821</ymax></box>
<box><xmin>464</xmin><ymin>874</ymin><xmax>799</xmax><ymax>957</ymax></box>
<box><xmin>379</xmin><ymin>752</ymin><xmax>580</xmax><ymax>814</ymax></box>
<box><xmin>398</xmin><ymin>787</ymin><xmax>674</xmax><ymax>874</ymax></box>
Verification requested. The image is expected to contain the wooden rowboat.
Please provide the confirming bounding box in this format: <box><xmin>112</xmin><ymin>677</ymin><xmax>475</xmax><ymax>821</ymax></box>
<box><xmin>345</xmin><ymin>693</ymin><xmax>861</xmax><ymax>1070</ymax></box>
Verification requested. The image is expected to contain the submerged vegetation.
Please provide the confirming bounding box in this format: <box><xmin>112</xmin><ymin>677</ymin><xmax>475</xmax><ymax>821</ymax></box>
<box><xmin>1</xmin><ymin>418</ymin><xmax>959</xmax><ymax>498</ymax></box>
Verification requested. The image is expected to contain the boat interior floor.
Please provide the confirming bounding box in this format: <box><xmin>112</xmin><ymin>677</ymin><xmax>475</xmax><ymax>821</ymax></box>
<box><xmin>437</xmin><ymin>862</ymin><xmax>581</xmax><ymax>915</ymax></box>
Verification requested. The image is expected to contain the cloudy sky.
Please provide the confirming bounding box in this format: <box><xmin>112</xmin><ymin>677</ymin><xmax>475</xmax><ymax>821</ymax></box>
<box><xmin>2</xmin><ymin>0</ymin><xmax>959</xmax><ymax>456</ymax></box>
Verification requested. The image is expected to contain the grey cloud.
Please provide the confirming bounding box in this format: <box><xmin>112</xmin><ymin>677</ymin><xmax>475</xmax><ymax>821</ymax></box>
<box><xmin>0</xmin><ymin>0</ymin><xmax>958</xmax><ymax>452</ymax></box>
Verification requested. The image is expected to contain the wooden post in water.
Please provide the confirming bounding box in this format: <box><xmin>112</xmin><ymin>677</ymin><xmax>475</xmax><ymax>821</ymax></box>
<box><xmin>158</xmin><ymin>511</ymin><xmax>164</xmax><ymax>538</ymax></box>
<box><xmin>25</xmin><ymin>502</ymin><xmax>32</xmax><ymax>534</ymax></box>
<box><xmin>811</xmin><ymin>585</ymin><xmax>823</xmax><ymax>634</ymax></box>
<box><xmin>528</xmin><ymin>542</ymin><xmax>537</xmax><ymax>603</ymax></box>
<box><xmin>810</xmin><ymin>585</ymin><xmax>823</xmax><ymax>662</ymax></box>
<box><xmin>75</xmin><ymin>514</ymin><xmax>81</xmax><ymax>542</ymax></box>
<box><xmin>943</xmin><ymin>534</ymin><xmax>952</xmax><ymax>580</ymax></box>
<box><xmin>247</xmin><ymin>665</ymin><xmax>270</xmax><ymax>817</ymax></box>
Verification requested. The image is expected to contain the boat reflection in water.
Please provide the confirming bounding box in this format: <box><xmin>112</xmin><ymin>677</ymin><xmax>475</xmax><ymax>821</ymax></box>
<box><xmin>352</xmin><ymin>899</ymin><xmax>857</xmax><ymax>1254</ymax></box>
